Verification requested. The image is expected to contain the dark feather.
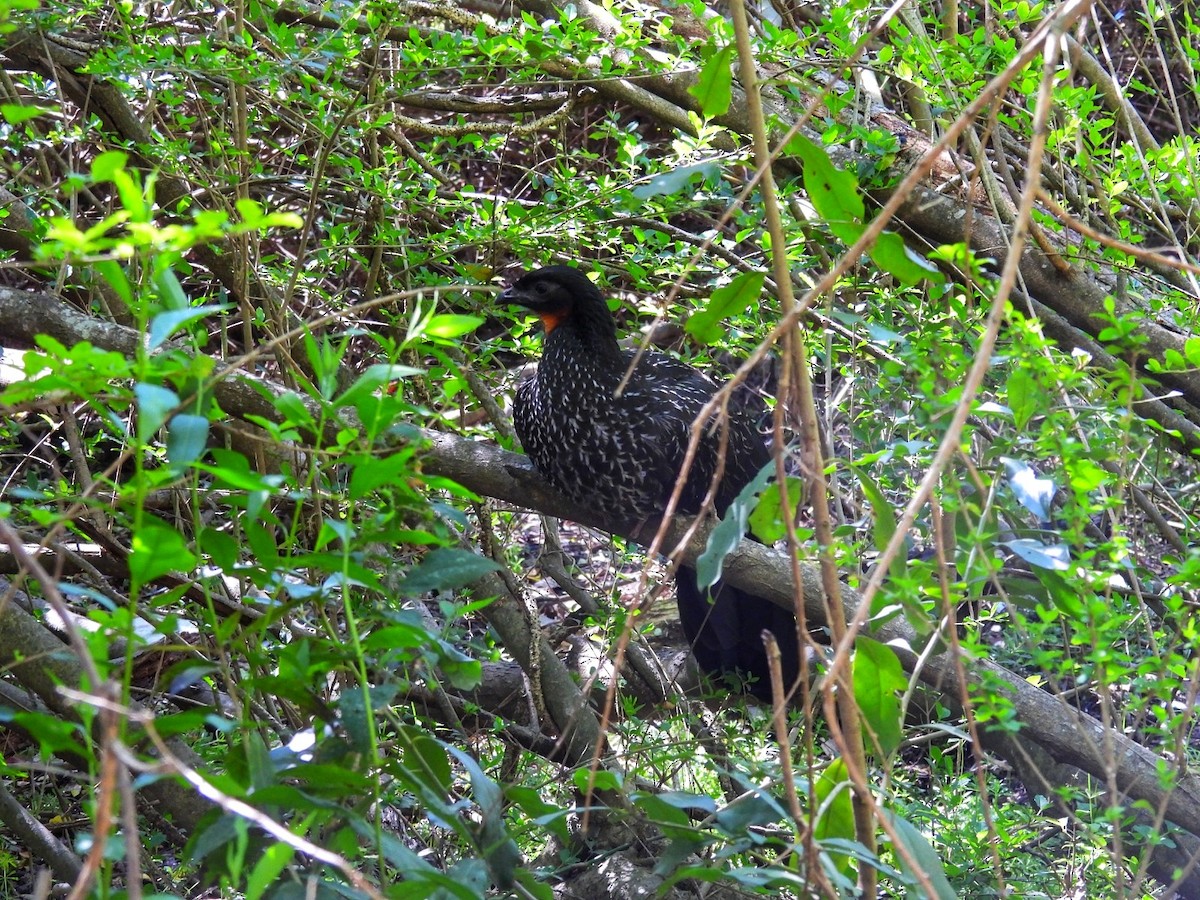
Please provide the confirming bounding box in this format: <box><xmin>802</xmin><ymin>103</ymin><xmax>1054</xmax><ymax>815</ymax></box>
<box><xmin>504</xmin><ymin>264</ymin><xmax>799</xmax><ymax>700</ymax></box>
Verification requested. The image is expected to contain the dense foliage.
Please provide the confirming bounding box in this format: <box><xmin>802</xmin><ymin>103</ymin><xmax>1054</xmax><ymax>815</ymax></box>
<box><xmin>0</xmin><ymin>0</ymin><xmax>1199</xmax><ymax>897</ymax></box>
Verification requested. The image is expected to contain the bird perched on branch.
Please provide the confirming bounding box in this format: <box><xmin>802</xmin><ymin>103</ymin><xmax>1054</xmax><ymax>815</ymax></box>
<box><xmin>502</xmin><ymin>264</ymin><xmax>799</xmax><ymax>701</ymax></box>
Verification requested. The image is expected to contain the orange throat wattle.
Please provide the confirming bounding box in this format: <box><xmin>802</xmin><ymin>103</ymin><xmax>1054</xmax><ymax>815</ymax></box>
<box><xmin>538</xmin><ymin>311</ymin><xmax>565</xmax><ymax>333</ymax></box>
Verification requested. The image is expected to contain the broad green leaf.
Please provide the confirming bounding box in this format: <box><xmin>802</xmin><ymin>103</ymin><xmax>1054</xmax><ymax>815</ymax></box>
<box><xmin>338</xmin><ymin>686</ymin><xmax>374</xmax><ymax>753</ymax></box>
<box><xmin>689</xmin><ymin>43</ymin><xmax>736</xmax><ymax>118</ymax></box>
<box><xmin>685</xmin><ymin>271</ymin><xmax>765</xmax><ymax>345</ymax></box>
<box><xmin>631</xmin><ymin>791</ymin><xmax>690</xmax><ymax>828</ymax></box>
<box><xmin>425</xmin><ymin>313</ymin><xmax>484</xmax><ymax>339</ymax></box>
<box><xmin>1006</xmin><ymin>368</ymin><xmax>1039</xmax><ymax>431</ymax></box>
<box><xmin>850</xmin><ymin>467</ymin><xmax>902</xmax><ymax>580</ymax></box>
<box><xmin>198</xmin><ymin>526</ymin><xmax>238</xmax><ymax>570</ymax></box>
<box><xmin>1</xmin><ymin>103</ymin><xmax>54</xmax><ymax>124</ymax></box>
<box><xmin>148</xmin><ymin>304</ymin><xmax>230</xmax><ymax>350</ymax></box>
<box><xmin>91</xmin><ymin>150</ymin><xmax>128</xmax><ymax>182</ymax></box>
<box><xmin>165</xmin><ymin>413</ymin><xmax>210</xmax><ymax>471</ymax></box>
<box><xmin>714</xmin><ymin>777</ymin><xmax>791</xmax><ymax>832</ymax></box>
<box><xmin>198</xmin><ymin>447</ymin><xmax>285</xmax><ymax>492</ymax></box>
<box><xmin>814</xmin><ymin>758</ymin><xmax>856</xmax><ymax>879</ymax></box>
<box><xmin>348</xmin><ymin>451</ymin><xmax>414</xmax><ymax>498</ymax></box>
<box><xmin>508</xmin><ymin>786</ymin><xmax>570</xmax><ymax>843</ymax></box>
<box><xmin>95</xmin><ymin>259</ymin><xmax>133</xmax><ymax>306</ymax></box>
<box><xmin>134</xmin><ymin>382</ymin><xmax>179</xmax><ymax>442</ymax></box>
<box><xmin>883</xmin><ymin>809</ymin><xmax>958</xmax><ymax>899</ymax></box>
<box><xmin>1029</xmin><ymin>566</ymin><xmax>1085</xmax><ymax>618</ymax></box>
<box><xmin>129</xmin><ymin>518</ymin><xmax>196</xmax><ymax>589</ymax></box>
<box><xmin>436</xmin><ymin>643</ymin><xmax>482</xmax><ymax>690</ymax></box>
<box><xmin>153</xmin><ymin>266</ymin><xmax>188</xmax><ymax>311</ymax></box>
<box><xmin>448</xmin><ymin>745</ymin><xmax>520</xmax><ymax>888</ymax></box>
<box><xmin>696</xmin><ymin>459</ymin><xmax>773</xmax><ymax>588</ymax></box>
<box><xmin>233</xmin><ymin>198</ymin><xmax>301</xmax><ymax>231</ymax></box>
<box><xmin>397</xmin><ymin>548</ymin><xmax>501</xmax><ymax>595</ymax></box>
<box><xmin>574</xmin><ymin>768</ymin><xmax>622</xmax><ymax>792</ymax></box>
<box><xmin>362</xmin><ymin>622</ymin><xmax>428</xmax><ymax>652</ymax></box>
<box><xmin>245</xmin><ymin>840</ymin><xmax>297</xmax><ymax>900</ymax></box>
<box><xmin>870</xmin><ymin>231</ymin><xmax>940</xmax><ymax>285</ymax></box>
<box><xmin>631</xmin><ymin>161</ymin><xmax>721</xmax><ymax>200</ymax></box>
<box><xmin>335</xmin><ymin>362</ymin><xmax>424</xmax><ymax>410</ymax></box>
<box><xmin>9</xmin><ymin>711</ymin><xmax>86</xmax><ymax>761</ymax></box>
<box><xmin>1184</xmin><ymin>336</ymin><xmax>1200</xmax><ymax>368</ymax></box>
<box><xmin>788</xmin><ymin>134</ymin><xmax>864</xmax><ymax>240</ymax></box>
<box><xmin>748</xmin><ymin>475</ymin><xmax>802</xmax><ymax>543</ymax></box>
<box><xmin>512</xmin><ymin>868</ymin><xmax>556</xmax><ymax>900</ymax></box>
<box><xmin>853</xmin><ymin>637</ymin><xmax>905</xmax><ymax>759</ymax></box>
<box><xmin>244</xmin><ymin>519</ymin><xmax>281</xmax><ymax>569</ymax></box>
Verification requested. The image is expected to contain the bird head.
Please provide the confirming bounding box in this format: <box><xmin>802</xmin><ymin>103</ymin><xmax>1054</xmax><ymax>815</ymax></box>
<box><xmin>500</xmin><ymin>265</ymin><xmax>617</xmax><ymax>343</ymax></box>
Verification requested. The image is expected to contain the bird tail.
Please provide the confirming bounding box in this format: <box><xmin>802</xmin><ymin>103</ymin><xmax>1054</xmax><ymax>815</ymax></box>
<box><xmin>674</xmin><ymin>566</ymin><xmax>800</xmax><ymax>702</ymax></box>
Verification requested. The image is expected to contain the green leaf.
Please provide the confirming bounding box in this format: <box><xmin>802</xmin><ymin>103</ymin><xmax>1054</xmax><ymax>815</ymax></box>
<box><xmin>425</xmin><ymin>314</ymin><xmax>484</xmax><ymax>339</ymax></box>
<box><xmin>134</xmin><ymin>382</ymin><xmax>179</xmax><ymax>442</ymax></box>
<box><xmin>148</xmin><ymin>304</ymin><xmax>230</xmax><ymax>350</ymax></box>
<box><xmin>362</xmin><ymin>622</ymin><xmax>428</xmax><ymax>652</ymax></box>
<box><xmin>512</xmin><ymin>868</ymin><xmax>557</xmax><ymax>900</ymax></box>
<box><xmin>348</xmin><ymin>451</ymin><xmax>414</xmax><ymax>499</ymax></box>
<box><xmin>397</xmin><ymin>548</ymin><xmax>501</xmax><ymax>595</ymax></box>
<box><xmin>849</xmin><ymin>467</ymin><xmax>903</xmax><ymax>580</ymax></box>
<box><xmin>165</xmin><ymin>413</ymin><xmax>210</xmax><ymax>471</ymax></box>
<box><xmin>338</xmin><ymin>686</ymin><xmax>374</xmax><ymax>753</ymax></box>
<box><xmin>788</xmin><ymin>134</ymin><xmax>864</xmax><ymax>240</ymax></box>
<box><xmin>883</xmin><ymin>809</ymin><xmax>958</xmax><ymax>899</ymax></box>
<box><xmin>685</xmin><ymin>271</ymin><xmax>765</xmax><ymax>345</ymax></box>
<box><xmin>129</xmin><ymin>518</ymin><xmax>196</xmax><ymax>589</ymax></box>
<box><xmin>714</xmin><ymin>783</ymin><xmax>790</xmax><ymax>832</ymax></box>
<box><xmin>696</xmin><ymin>459</ymin><xmax>773</xmax><ymax>588</ymax></box>
<box><xmin>233</xmin><ymin>198</ymin><xmax>302</xmax><ymax>230</ymax></box>
<box><xmin>748</xmin><ymin>475</ymin><xmax>802</xmax><ymax>543</ymax></box>
<box><xmin>198</xmin><ymin>526</ymin><xmax>238</xmax><ymax>570</ymax></box>
<box><xmin>631</xmin><ymin>791</ymin><xmax>690</xmax><ymax>828</ymax></box>
<box><xmin>1006</xmin><ymin>367</ymin><xmax>1038</xmax><ymax>431</ymax></box>
<box><xmin>245</xmin><ymin>840</ymin><xmax>296</xmax><ymax>900</ymax></box>
<box><xmin>397</xmin><ymin>730</ymin><xmax>458</xmax><ymax>807</ymax></box>
<box><xmin>852</xmin><ymin>637</ymin><xmax>905</xmax><ymax>759</ymax></box>
<box><xmin>91</xmin><ymin>150</ymin><xmax>128</xmax><ymax>182</ymax></box>
<box><xmin>689</xmin><ymin>43</ymin><xmax>736</xmax><ymax>118</ymax></box>
<box><xmin>509</xmin><ymin>786</ymin><xmax>571</xmax><ymax>843</ymax></box>
<box><xmin>94</xmin><ymin>260</ymin><xmax>133</xmax><ymax>307</ymax></box>
<box><xmin>574</xmin><ymin>768</ymin><xmax>622</xmax><ymax>792</ymax></box>
<box><xmin>436</xmin><ymin>643</ymin><xmax>483</xmax><ymax>690</ymax></box>
<box><xmin>9</xmin><ymin>711</ymin><xmax>86</xmax><ymax>761</ymax></box>
<box><xmin>813</xmin><ymin>758</ymin><xmax>856</xmax><ymax>879</ymax></box>
<box><xmin>153</xmin><ymin>266</ymin><xmax>188</xmax><ymax>311</ymax></box>
<box><xmin>870</xmin><ymin>231</ymin><xmax>940</xmax><ymax>285</ymax></box>
<box><xmin>334</xmin><ymin>363</ymin><xmax>424</xmax><ymax>410</ymax></box>
<box><xmin>447</xmin><ymin>745</ymin><xmax>520</xmax><ymax>888</ymax></box>
<box><xmin>1</xmin><ymin>103</ymin><xmax>54</xmax><ymax>125</ymax></box>
<box><xmin>631</xmin><ymin>161</ymin><xmax>721</xmax><ymax>200</ymax></box>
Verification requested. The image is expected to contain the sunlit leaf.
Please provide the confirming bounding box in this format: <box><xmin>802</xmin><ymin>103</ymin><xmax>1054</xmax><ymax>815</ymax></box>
<box><xmin>685</xmin><ymin>271</ymin><xmax>765</xmax><ymax>345</ymax></box>
<box><xmin>130</xmin><ymin>518</ymin><xmax>197</xmax><ymax>588</ymax></box>
<box><xmin>689</xmin><ymin>43</ymin><xmax>736</xmax><ymax>118</ymax></box>
<box><xmin>853</xmin><ymin>637</ymin><xmax>905</xmax><ymax>759</ymax></box>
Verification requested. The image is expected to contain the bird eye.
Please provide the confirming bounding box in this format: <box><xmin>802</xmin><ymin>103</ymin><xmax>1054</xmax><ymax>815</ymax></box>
<box><xmin>533</xmin><ymin>283</ymin><xmax>549</xmax><ymax>296</ymax></box>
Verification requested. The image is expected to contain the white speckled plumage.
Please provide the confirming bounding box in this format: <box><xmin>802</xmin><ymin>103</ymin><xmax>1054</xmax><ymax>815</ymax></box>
<box><xmin>503</xmin><ymin>264</ymin><xmax>797</xmax><ymax>699</ymax></box>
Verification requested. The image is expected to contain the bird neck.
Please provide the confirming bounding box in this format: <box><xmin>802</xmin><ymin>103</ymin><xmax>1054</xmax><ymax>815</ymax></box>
<box><xmin>545</xmin><ymin>304</ymin><xmax>624</xmax><ymax>370</ymax></box>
